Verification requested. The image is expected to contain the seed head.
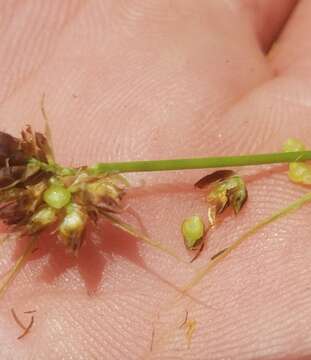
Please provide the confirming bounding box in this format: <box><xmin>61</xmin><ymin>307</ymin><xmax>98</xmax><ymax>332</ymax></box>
<box><xmin>0</xmin><ymin>126</ymin><xmax>128</xmax><ymax>252</ymax></box>
<box><xmin>181</xmin><ymin>215</ymin><xmax>205</xmax><ymax>249</ymax></box>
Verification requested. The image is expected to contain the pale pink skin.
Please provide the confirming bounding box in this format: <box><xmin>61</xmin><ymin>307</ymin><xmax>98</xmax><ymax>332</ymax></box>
<box><xmin>0</xmin><ymin>1</ymin><xmax>311</xmax><ymax>359</ymax></box>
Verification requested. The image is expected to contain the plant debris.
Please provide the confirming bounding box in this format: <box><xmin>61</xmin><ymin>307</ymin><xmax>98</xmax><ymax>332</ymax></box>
<box><xmin>183</xmin><ymin>317</ymin><xmax>197</xmax><ymax>348</ymax></box>
<box><xmin>189</xmin><ymin>241</ymin><xmax>205</xmax><ymax>263</ymax></box>
<box><xmin>179</xmin><ymin>310</ymin><xmax>189</xmax><ymax>328</ymax></box>
<box><xmin>11</xmin><ymin>308</ymin><xmax>35</xmax><ymax>340</ymax></box>
<box><xmin>177</xmin><ymin>310</ymin><xmax>197</xmax><ymax>348</ymax></box>
<box><xmin>210</xmin><ymin>247</ymin><xmax>228</xmax><ymax>261</ymax></box>
<box><xmin>24</xmin><ymin>310</ymin><xmax>37</xmax><ymax>314</ymax></box>
<box><xmin>17</xmin><ymin>316</ymin><xmax>34</xmax><ymax>340</ymax></box>
<box><xmin>11</xmin><ymin>308</ymin><xmax>26</xmax><ymax>330</ymax></box>
<box><xmin>195</xmin><ymin>170</ymin><xmax>248</xmax><ymax>225</ymax></box>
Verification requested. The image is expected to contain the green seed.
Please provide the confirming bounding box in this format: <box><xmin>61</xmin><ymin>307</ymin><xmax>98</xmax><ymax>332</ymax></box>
<box><xmin>283</xmin><ymin>138</ymin><xmax>305</xmax><ymax>152</ymax></box>
<box><xmin>182</xmin><ymin>215</ymin><xmax>205</xmax><ymax>249</ymax></box>
<box><xmin>43</xmin><ymin>185</ymin><xmax>72</xmax><ymax>209</ymax></box>
<box><xmin>289</xmin><ymin>162</ymin><xmax>311</xmax><ymax>184</ymax></box>
<box><xmin>283</xmin><ymin>139</ymin><xmax>311</xmax><ymax>185</ymax></box>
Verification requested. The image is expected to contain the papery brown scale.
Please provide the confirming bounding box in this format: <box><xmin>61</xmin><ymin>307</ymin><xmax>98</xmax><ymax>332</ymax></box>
<box><xmin>0</xmin><ymin>163</ymin><xmax>47</xmax><ymax>190</ymax></box>
<box><xmin>0</xmin><ymin>199</ymin><xmax>28</xmax><ymax>225</ymax></box>
<box><xmin>206</xmin><ymin>183</ymin><xmax>229</xmax><ymax>212</ymax></box>
<box><xmin>89</xmin><ymin>189</ymin><xmax>125</xmax><ymax>213</ymax></box>
<box><xmin>0</xmin><ymin>132</ymin><xmax>28</xmax><ymax>167</ymax></box>
<box><xmin>195</xmin><ymin>170</ymin><xmax>235</xmax><ymax>189</ymax></box>
<box><xmin>26</xmin><ymin>182</ymin><xmax>49</xmax><ymax>214</ymax></box>
<box><xmin>0</xmin><ymin>188</ymin><xmax>25</xmax><ymax>202</ymax></box>
<box><xmin>35</xmin><ymin>132</ymin><xmax>54</xmax><ymax>163</ymax></box>
<box><xmin>87</xmin><ymin>208</ymin><xmax>99</xmax><ymax>223</ymax></box>
<box><xmin>20</xmin><ymin>126</ymin><xmax>50</xmax><ymax>163</ymax></box>
<box><xmin>20</xmin><ymin>168</ymin><xmax>47</xmax><ymax>187</ymax></box>
<box><xmin>84</xmin><ymin>178</ymin><xmax>125</xmax><ymax>210</ymax></box>
<box><xmin>21</xmin><ymin>126</ymin><xmax>40</xmax><ymax>160</ymax></box>
<box><xmin>0</xmin><ymin>180</ymin><xmax>48</xmax><ymax>227</ymax></box>
<box><xmin>0</xmin><ymin>166</ymin><xmax>26</xmax><ymax>187</ymax></box>
<box><xmin>0</xmin><ymin>127</ymin><xmax>53</xmax><ymax>190</ymax></box>
<box><xmin>227</xmin><ymin>186</ymin><xmax>248</xmax><ymax>214</ymax></box>
<box><xmin>0</xmin><ymin>132</ymin><xmax>19</xmax><ymax>158</ymax></box>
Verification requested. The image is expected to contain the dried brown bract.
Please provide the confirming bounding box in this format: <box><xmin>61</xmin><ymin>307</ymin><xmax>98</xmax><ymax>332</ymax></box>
<box><xmin>0</xmin><ymin>128</ymin><xmax>42</xmax><ymax>188</ymax></box>
<box><xmin>195</xmin><ymin>170</ymin><xmax>248</xmax><ymax>225</ymax></box>
<box><xmin>0</xmin><ymin>127</ymin><xmax>52</xmax><ymax>227</ymax></box>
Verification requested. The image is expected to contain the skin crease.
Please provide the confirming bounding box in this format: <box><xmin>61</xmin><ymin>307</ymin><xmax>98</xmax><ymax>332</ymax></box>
<box><xmin>1</xmin><ymin>0</ymin><xmax>311</xmax><ymax>359</ymax></box>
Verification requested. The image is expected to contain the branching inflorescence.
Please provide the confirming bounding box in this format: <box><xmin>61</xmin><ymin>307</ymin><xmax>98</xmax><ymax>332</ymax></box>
<box><xmin>0</xmin><ymin>121</ymin><xmax>311</xmax><ymax>312</ymax></box>
<box><xmin>0</xmin><ymin>126</ymin><xmax>128</xmax><ymax>252</ymax></box>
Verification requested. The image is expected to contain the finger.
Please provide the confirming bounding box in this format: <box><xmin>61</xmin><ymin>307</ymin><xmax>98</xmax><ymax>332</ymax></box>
<box><xmin>0</xmin><ymin>0</ymin><xmax>272</xmax><ymax>156</ymax></box>
<box><xmin>269</xmin><ymin>0</ymin><xmax>311</xmax><ymax>78</ymax></box>
<box><xmin>242</xmin><ymin>0</ymin><xmax>298</xmax><ymax>51</ymax></box>
<box><xmin>0</xmin><ymin>1</ymin><xmax>309</xmax><ymax>360</ymax></box>
<box><xmin>0</xmin><ymin>0</ymin><xmax>297</xmax><ymax>107</ymax></box>
<box><xmin>0</xmin><ymin>0</ymin><xmax>297</xmax><ymax>106</ymax></box>
<box><xmin>0</xmin><ymin>0</ymin><xmax>84</xmax><ymax>104</ymax></box>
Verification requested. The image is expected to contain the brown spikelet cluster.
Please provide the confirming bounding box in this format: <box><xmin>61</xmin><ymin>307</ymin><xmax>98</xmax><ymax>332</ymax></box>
<box><xmin>0</xmin><ymin>127</ymin><xmax>52</xmax><ymax>225</ymax></box>
<box><xmin>0</xmin><ymin>126</ymin><xmax>128</xmax><ymax>252</ymax></box>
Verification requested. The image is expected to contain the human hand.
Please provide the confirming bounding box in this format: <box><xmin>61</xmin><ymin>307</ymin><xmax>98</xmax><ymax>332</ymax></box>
<box><xmin>1</xmin><ymin>1</ymin><xmax>310</xmax><ymax>359</ymax></box>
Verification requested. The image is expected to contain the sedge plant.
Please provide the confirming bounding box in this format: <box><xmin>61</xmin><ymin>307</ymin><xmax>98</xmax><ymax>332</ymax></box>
<box><xmin>0</xmin><ymin>117</ymin><xmax>311</xmax><ymax>300</ymax></box>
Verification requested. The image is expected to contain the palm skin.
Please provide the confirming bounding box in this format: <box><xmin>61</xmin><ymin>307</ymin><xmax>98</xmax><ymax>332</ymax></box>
<box><xmin>1</xmin><ymin>1</ymin><xmax>311</xmax><ymax>359</ymax></box>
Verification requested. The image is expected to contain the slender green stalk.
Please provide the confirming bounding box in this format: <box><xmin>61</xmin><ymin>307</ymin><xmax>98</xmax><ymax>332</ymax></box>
<box><xmin>89</xmin><ymin>151</ymin><xmax>311</xmax><ymax>174</ymax></box>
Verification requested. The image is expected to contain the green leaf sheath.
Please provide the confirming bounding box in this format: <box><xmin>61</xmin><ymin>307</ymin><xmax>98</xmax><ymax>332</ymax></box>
<box><xmin>89</xmin><ymin>151</ymin><xmax>311</xmax><ymax>174</ymax></box>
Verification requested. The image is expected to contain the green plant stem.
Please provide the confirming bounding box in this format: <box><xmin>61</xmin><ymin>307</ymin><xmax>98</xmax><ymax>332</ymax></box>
<box><xmin>89</xmin><ymin>151</ymin><xmax>311</xmax><ymax>174</ymax></box>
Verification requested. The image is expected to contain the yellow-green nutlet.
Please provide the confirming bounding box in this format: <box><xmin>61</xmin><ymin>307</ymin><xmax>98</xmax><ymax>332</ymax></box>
<box><xmin>182</xmin><ymin>215</ymin><xmax>205</xmax><ymax>249</ymax></box>
<box><xmin>283</xmin><ymin>138</ymin><xmax>305</xmax><ymax>153</ymax></box>
<box><xmin>43</xmin><ymin>184</ymin><xmax>72</xmax><ymax>209</ymax></box>
<box><xmin>283</xmin><ymin>138</ymin><xmax>311</xmax><ymax>185</ymax></box>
